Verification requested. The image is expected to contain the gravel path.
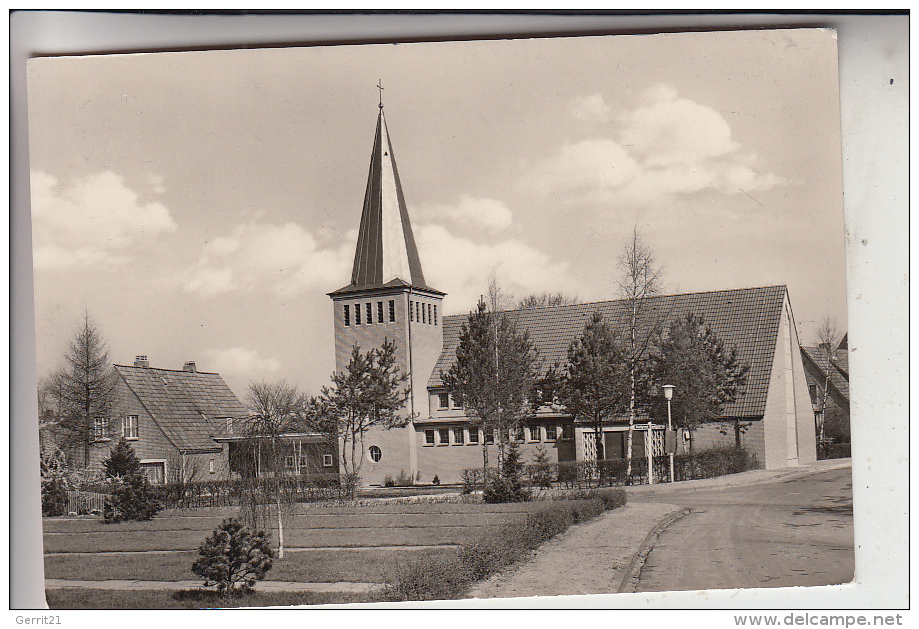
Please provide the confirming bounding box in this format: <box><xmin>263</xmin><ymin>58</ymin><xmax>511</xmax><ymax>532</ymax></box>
<box><xmin>467</xmin><ymin>502</ymin><xmax>682</xmax><ymax>600</ymax></box>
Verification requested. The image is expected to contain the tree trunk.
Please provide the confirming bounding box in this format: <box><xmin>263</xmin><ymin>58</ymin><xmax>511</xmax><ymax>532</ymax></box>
<box><xmin>276</xmin><ymin>494</ymin><xmax>284</xmax><ymax>559</ymax></box>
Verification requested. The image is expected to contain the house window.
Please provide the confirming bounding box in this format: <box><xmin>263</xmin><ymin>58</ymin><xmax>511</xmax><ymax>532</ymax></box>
<box><xmin>468</xmin><ymin>426</ymin><xmax>479</xmax><ymax>444</ymax></box>
<box><xmin>299</xmin><ymin>455</ymin><xmax>308</xmax><ymax>469</ymax></box>
<box><xmin>139</xmin><ymin>461</ymin><xmax>165</xmax><ymax>485</ymax></box>
<box><xmin>226</xmin><ymin>417</ymin><xmax>234</xmax><ymax>434</ymax></box>
<box><xmin>209</xmin><ymin>459</ymin><xmax>215</xmax><ymax>474</ymax></box>
<box><xmin>438</xmin><ymin>393</ymin><xmax>450</xmax><ymax>409</ymax></box>
<box><xmin>344</xmin><ymin>304</ymin><xmax>350</xmax><ymax>326</ymax></box>
<box><xmin>438</xmin><ymin>427</ymin><xmax>450</xmax><ymax>446</ymax></box>
<box><xmin>389</xmin><ymin>300</ymin><xmax>395</xmax><ymax>322</ymax></box>
<box><xmin>433</xmin><ymin>304</ymin><xmax>438</xmax><ymax>326</ymax></box>
<box><xmin>453</xmin><ymin>427</ymin><xmax>464</xmax><ymax>445</ymax></box>
<box><xmin>285</xmin><ymin>455</ymin><xmax>296</xmax><ymax>469</ymax></box>
<box><xmin>560</xmin><ymin>424</ymin><xmax>574</xmax><ymax>440</ymax></box>
<box><xmin>377</xmin><ymin>301</ymin><xmax>384</xmax><ymax>323</ymax></box>
<box><xmin>369</xmin><ymin>445</ymin><xmax>382</xmax><ymax>462</ymax></box>
<box><xmin>355</xmin><ymin>303</ymin><xmax>361</xmax><ymax>325</ymax></box>
<box><xmin>322</xmin><ymin>454</ymin><xmax>334</xmax><ymax>467</ymax></box>
<box><xmin>512</xmin><ymin>427</ymin><xmax>524</xmax><ymax>442</ymax></box>
<box><xmin>409</xmin><ymin>300</ymin><xmax>414</xmax><ymax>321</ymax></box>
<box><xmin>528</xmin><ymin>425</ymin><xmax>541</xmax><ymax>442</ymax></box>
<box><xmin>122</xmin><ymin>415</ymin><xmax>138</xmax><ymax>440</ymax></box>
<box><xmin>425</xmin><ymin>429</ymin><xmax>435</xmax><ymax>446</ymax></box>
<box><xmin>485</xmin><ymin>427</ymin><xmax>495</xmax><ymax>444</ymax></box>
<box><xmin>93</xmin><ymin>417</ymin><xmax>108</xmax><ymax>441</ymax></box>
<box><xmin>366</xmin><ymin>303</ymin><xmax>373</xmax><ymax>325</ymax></box>
<box><xmin>452</xmin><ymin>394</ymin><xmax>463</xmax><ymax>409</ymax></box>
<box><xmin>545</xmin><ymin>425</ymin><xmax>557</xmax><ymax>441</ymax></box>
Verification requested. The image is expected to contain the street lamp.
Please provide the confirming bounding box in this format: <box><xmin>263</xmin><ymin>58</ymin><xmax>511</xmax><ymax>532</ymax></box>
<box><xmin>663</xmin><ymin>384</ymin><xmax>676</xmax><ymax>483</ymax></box>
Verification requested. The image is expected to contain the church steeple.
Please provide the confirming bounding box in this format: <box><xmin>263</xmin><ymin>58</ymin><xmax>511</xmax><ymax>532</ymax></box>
<box><xmin>340</xmin><ymin>106</ymin><xmax>431</xmax><ymax>293</ymax></box>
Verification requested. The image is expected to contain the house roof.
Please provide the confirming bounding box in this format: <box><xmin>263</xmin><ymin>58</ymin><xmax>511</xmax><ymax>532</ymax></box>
<box><xmin>115</xmin><ymin>365</ymin><xmax>248</xmax><ymax>451</ymax></box>
<box><xmin>429</xmin><ymin>285</ymin><xmax>790</xmax><ymax>419</ymax></box>
<box><xmin>800</xmin><ymin>345</ymin><xmax>850</xmax><ymax>404</ymax></box>
<box><xmin>330</xmin><ymin>106</ymin><xmax>437</xmax><ymax>296</ymax></box>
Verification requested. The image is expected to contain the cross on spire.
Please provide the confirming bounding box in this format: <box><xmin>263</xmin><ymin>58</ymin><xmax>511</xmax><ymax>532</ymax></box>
<box><xmin>377</xmin><ymin>79</ymin><xmax>384</xmax><ymax>109</ymax></box>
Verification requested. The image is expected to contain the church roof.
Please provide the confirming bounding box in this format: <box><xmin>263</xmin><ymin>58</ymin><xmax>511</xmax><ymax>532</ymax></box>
<box><xmin>115</xmin><ymin>364</ymin><xmax>248</xmax><ymax>451</ymax></box>
<box><xmin>428</xmin><ymin>285</ymin><xmax>790</xmax><ymax>419</ymax></box>
<box><xmin>330</xmin><ymin>106</ymin><xmax>435</xmax><ymax>296</ymax></box>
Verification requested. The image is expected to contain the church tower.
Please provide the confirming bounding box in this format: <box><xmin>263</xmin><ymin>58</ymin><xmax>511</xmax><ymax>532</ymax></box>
<box><xmin>328</xmin><ymin>103</ymin><xmax>445</xmax><ymax>486</ymax></box>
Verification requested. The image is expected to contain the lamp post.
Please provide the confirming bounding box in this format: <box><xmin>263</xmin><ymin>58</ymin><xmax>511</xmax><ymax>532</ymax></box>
<box><xmin>663</xmin><ymin>384</ymin><xmax>675</xmax><ymax>483</ymax></box>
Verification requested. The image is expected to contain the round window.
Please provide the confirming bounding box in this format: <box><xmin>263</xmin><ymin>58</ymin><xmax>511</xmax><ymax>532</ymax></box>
<box><xmin>369</xmin><ymin>445</ymin><xmax>382</xmax><ymax>462</ymax></box>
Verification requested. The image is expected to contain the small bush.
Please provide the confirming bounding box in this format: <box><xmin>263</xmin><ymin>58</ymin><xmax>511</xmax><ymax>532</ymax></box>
<box><xmin>394</xmin><ymin>470</ymin><xmax>413</xmax><ymax>487</ymax></box>
<box><xmin>432</xmin><ymin>475</ymin><xmax>440</xmax><ymax>486</ymax></box>
<box><xmin>192</xmin><ymin>518</ymin><xmax>274</xmax><ymax>596</ymax></box>
<box><xmin>41</xmin><ymin>478</ymin><xmax>69</xmax><ymax>517</ymax></box>
<box><xmin>383</xmin><ymin>475</ymin><xmax>395</xmax><ymax>488</ymax></box>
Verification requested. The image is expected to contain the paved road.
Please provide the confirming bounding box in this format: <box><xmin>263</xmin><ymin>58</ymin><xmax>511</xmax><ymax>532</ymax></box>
<box><xmin>630</xmin><ymin>467</ymin><xmax>854</xmax><ymax>592</ymax></box>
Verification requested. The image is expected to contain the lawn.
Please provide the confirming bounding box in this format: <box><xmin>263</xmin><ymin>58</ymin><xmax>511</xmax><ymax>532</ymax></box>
<box><xmin>44</xmin><ymin>588</ymin><xmax>383</xmax><ymax>609</ymax></box>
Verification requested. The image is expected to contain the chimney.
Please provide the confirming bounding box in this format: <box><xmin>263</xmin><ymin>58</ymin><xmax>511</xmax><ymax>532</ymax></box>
<box><xmin>134</xmin><ymin>355</ymin><xmax>149</xmax><ymax>368</ymax></box>
<box><xmin>183</xmin><ymin>361</ymin><xmax>197</xmax><ymax>373</ymax></box>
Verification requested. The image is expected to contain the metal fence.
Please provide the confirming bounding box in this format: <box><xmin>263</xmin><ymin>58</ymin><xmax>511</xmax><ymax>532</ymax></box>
<box><xmin>65</xmin><ymin>490</ymin><xmax>107</xmax><ymax>515</ymax></box>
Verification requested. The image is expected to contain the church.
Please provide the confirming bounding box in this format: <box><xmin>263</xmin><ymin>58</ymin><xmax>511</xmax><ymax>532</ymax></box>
<box><xmin>328</xmin><ymin>104</ymin><xmax>817</xmax><ymax>487</ymax></box>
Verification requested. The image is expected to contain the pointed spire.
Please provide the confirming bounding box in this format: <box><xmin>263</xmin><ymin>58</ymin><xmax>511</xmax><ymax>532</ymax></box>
<box><xmin>347</xmin><ymin>106</ymin><xmax>429</xmax><ymax>291</ymax></box>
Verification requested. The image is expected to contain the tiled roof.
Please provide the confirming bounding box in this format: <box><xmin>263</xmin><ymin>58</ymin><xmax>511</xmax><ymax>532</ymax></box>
<box><xmin>801</xmin><ymin>346</ymin><xmax>850</xmax><ymax>403</ymax></box>
<box><xmin>115</xmin><ymin>365</ymin><xmax>249</xmax><ymax>451</ymax></box>
<box><xmin>429</xmin><ymin>285</ymin><xmax>789</xmax><ymax>419</ymax></box>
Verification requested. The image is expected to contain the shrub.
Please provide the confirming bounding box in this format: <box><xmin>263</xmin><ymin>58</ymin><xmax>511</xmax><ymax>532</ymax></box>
<box><xmin>103</xmin><ymin>475</ymin><xmax>162</xmax><ymax>523</ymax></box>
<box><xmin>41</xmin><ymin>477</ymin><xmax>69</xmax><ymax>517</ymax></box>
<box><xmin>529</xmin><ymin>446</ymin><xmax>554</xmax><ymax>489</ymax></box>
<box><xmin>101</xmin><ymin>439</ymin><xmax>162</xmax><ymax>523</ymax></box>
<box><xmin>192</xmin><ymin>518</ymin><xmax>274</xmax><ymax>596</ymax></box>
<box><xmin>432</xmin><ymin>475</ymin><xmax>440</xmax><ymax>486</ymax></box>
<box><xmin>483</xmin><ymin>440</ymin><xmax>531</xmax><ymax>503</ymax></box>
<box><xmin>383</xmin><ymin>475</ymin><xmax>395</xmax><ymax>488</ymax></box>
<box><xmin>385</xmin><ymin>490</ymin><xmax>625</xmax><ymax>601</ymax></box>
<box><xmin>394</xmin><ymin>470</ymin><xmax>413</xmax><ymax>487</ymax></box>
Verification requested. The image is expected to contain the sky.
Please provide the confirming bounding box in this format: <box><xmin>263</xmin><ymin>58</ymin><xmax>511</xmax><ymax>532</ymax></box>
<box><xmin>27</xmin><ymin>28</ymin><xmax>847</xmax><ymax>397</ymax></box>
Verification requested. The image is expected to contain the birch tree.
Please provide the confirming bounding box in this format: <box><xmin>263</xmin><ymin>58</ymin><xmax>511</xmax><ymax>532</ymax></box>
<box><xmin>815</xmin><ymin>316</ymin><xmax>842</xmax><ymax>454</ymax></box>
<box><xmin>617</xmin><ymin>228</ymin><xmax>664</xmax><ymax>479</ymax></box>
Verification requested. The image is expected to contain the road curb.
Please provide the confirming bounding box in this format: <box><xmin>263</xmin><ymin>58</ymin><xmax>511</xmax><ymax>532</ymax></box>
<box><xmin>615</xmin><ymin>506</ymin><xmax>688</xmax><ymax>594</ymax></box>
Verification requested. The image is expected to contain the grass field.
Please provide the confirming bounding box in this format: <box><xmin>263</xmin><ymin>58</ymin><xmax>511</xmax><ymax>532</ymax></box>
<box><xmin>43</xmin><ymin>503</ymin><xmax>541</xmax><ymax>586</ymax></box>
<box><xmin>44</xmin><ymin>588</ymin><xmax>383</xmax><ymax>609</ymax></box>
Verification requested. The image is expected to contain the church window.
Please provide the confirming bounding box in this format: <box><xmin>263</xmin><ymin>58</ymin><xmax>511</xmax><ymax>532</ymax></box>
<box><xmin>343</xmin><ymin>304</ymin><xmax>350</xmax><ymax>326</ymax></box>
<box><xmin>366</xmin><ymin>303</ymin><xmax>373</xmax><ymax>325</ymax></box>
<box><xmin>433</xmin><ymin>304</ymin><xmax>437</xmax><ymax>326</ymax></box>
<box><xmin>438</xmin><ymin>393</ymin><xmax>449</xmax><ymax>409</ymax></box>
<box><xmin>409</xmin><ymin>301</ymin><xmax>414</xmax><ymax>321</ymax></box>
<box><xmin>422</xmin><ymin>301</ymin><xmax>426</xmax><ymax>323</ymax></box>
<box><xmin>453</xmin><ymin>427</ymin><xmax>464</xmax><ymax>445</ymax></box>
<box><xmin>355</xmin><ymin>303</ymin><xmax>361</xmax><ymax>325</ymax></box>
<box><xmin>468</xmin><ymin>426</ymin><xmax>479</xmax><ymax>444</ymax></box>
<box><xmin>377</xmin><ymin>301</ymin><xmax>384</xmax><ymax>323</ymax></box>
<box><xmin>438</xmin><ymin>427</ymin><xmax>450</xmax><ymax>446</ymax></box>
<box><xmin>416</xmin><ymin>302</ymin><xmax>421</xmax><ymax>322</ymax></box>
<box><xmin>424</xmin><ymin>429</ymin><xmax>435</xmax><ymax>446</ymax></box>
<box><xmin>389</xmin><ymin>300</ymin><xmax>395</xmax><ymax>322</ymax></box>
<box><xmin>369</xmin><ymin>445</ymin><xmax>382</xmax><ymax>462</ymax></box>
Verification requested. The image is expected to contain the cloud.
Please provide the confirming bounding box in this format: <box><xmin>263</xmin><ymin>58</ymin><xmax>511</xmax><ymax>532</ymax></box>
<box><xmin>540</xmin><ymin>85</ymin><xmax>785</xmax><ymax>207</ymax></box>
<box><xmin>30</xmin><ymin>170</ymin><xmax>178</xmax><ymax>269</ymax></box>
<box><xmin>416</xmin><ymin>195</ymin><xmax>513</xmax><ymax>233</ymax></box>
<box><xmin>570</xmin><ymin>93</ymin><xmax>613</xmax><ymax>123</ymax></box>
<box><xmin>204</xmin><ymin>347</ymin><xmax>281</xmax><ymax>377</ymax></box>
<box><xmin>415</xmin><ymin>223</ymin><xmax>575</xmax><ymax>312</ymax></box>
<box><xmin>183</xmin><ymin>220</ymin><xmax>354</xmax><ymax>296</ymax></box>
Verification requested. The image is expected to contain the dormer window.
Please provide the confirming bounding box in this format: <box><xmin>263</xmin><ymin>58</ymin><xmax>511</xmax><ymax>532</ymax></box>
<box><xmin>438</xmin><ymin>393</ymin><xmax>450</xmax><ymax>409</ymax></box>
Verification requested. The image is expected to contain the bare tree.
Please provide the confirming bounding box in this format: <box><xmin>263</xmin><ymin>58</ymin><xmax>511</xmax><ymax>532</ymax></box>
<box><xmin>815</xmin><ymin>316</ymin><xmax>842</xmax><ymax>454</ymax></box>
<box><xmin>54</xmin><ymin>314</ymin><xmax>118</xmax><ymax>468</ymax></box>
<box><xmin>238</xmin><ymin>380</ymin><xmax>313</xmax><ymax>559</ymax></box>
<box><xmin>516</xmin><ymin>292</ymin><xmax>579</xmax><ymax>310</ymax></box>
<box><xmin>617</xmin><ymin>228</ymin><xmax>664</xmax><ymax>480</ymax></box>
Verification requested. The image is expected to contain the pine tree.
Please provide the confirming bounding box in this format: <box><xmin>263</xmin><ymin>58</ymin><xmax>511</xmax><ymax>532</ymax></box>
<box><xmin>649</xmin><ymin>313</ymin><xmax>750</xmax><ymax>452</ymax></box>
<box><xmin>101</xmin><ymin>438</ymin><xmax>162</xmax><ymax>523</ymax></box>
<box><xmin>102</xmin><ymin>437</ymin><xmax>141</xmax><ymax>479</ymax></box>
<box><xmin>557</xmin><ymin>311</ymin><xmax>628</xmax><ymax>469</ymax></box>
